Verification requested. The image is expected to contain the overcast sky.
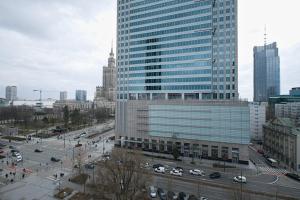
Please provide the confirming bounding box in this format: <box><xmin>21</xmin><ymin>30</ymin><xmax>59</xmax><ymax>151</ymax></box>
<box><xmin>0</xmin><ymin>0</ymin><xmax>299</xmax><ymax>101</ymax></box>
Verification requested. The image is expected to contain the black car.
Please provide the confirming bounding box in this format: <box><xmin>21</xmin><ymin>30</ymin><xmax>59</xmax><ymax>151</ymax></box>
<box><xmin>286</xmin><ymin>173</ymin><xmax>300</xmax><ymax>182</ymax></box>
<box><xmin>209</xmin><ymin>172</ymin><xmax>221</xmax><ymax>179</ymax></box>
<box><xmin>34</xmin><ymin>149</ymin><xmax>43</xmax><ymax>153</ymax></box>
<box><xmin>11</xmin><ymin>149</ymin><xmax>20</xmax><ymax>153</ymax></box>
<box><xmin>188</xmin><ymin>195</ymin><xmax>198</xmax><ymax>200</ymax></box>
<box><xmin>85</xmin><ymin>163</ymin><xmax>95</xmax><ymax>169</ymax></box>
<box><xmin>153</xmin><ymin>163</ymin><xmax>163</xmax><ymax>169</ymax></box>
<box><xmin>178</xmin><ymin>192</ymin><xmax>186</xmax><ymax>200</ymax></box>
<box><xmin>74</xmin><ymin>136</ymin><xmax>80</xmax><ymax>140</ymax></box>
<box><xmin>157</xmin><ymin>188</ymin><xmax>166</xmax><ymax>200</ymax></box>
<box><xmin>51</xmin><ymin>157</ymin><xmax>60</xmax><ymax>162</ymax></box>
<box><xmin>167</xmin><ymin>191</ymin><xmax>177</xmax><ymax>200</ymax></box>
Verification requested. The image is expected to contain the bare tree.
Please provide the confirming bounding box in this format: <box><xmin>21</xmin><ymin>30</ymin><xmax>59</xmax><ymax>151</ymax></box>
<box><xmin>94</xmin><ymin>149</ymin><xmax>151</xmax><ymax>200</ymax></box>
<box><xmin>74</xmin><ymin>146</ymin><xmax>85</xmax><ymax>175</ymax></box>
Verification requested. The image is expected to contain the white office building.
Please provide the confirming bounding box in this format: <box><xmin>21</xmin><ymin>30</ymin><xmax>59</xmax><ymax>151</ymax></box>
<box><xmin>249</xmin><ymin>102</ymin><xmax>267</xmax><ymax>142</ymax></box>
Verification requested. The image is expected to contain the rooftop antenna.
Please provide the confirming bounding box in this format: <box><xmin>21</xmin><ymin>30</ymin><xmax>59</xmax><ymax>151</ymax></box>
<box><xmin>264</xmin><ymin>25</ymin><xmax>267</xmax><ymax>46</ymax></box>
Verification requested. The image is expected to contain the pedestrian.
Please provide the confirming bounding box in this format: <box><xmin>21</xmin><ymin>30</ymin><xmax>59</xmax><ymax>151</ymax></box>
<box><xmin>22</xmin><ymin>174</ymin><xmax>25</xmax><ymax>179</ymax></box>
<box><xmin>6</xmin><ymin>160</ymin><xmax>8</xmax><ymax>165</ymax></box>
<box><xmin>10</xmin><ymin>179</ymin><xmax>13</xmax><ymax>183</ymax></box>
<box><xmin>5</xmin><ymin>174</ymin><xmax>8</xmax><ymax>178</ymax></box>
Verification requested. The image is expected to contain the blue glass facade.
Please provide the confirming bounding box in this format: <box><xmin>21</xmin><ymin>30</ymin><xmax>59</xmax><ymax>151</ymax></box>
<box><xmin>254</xmin><ymin>42</ymin><xmax>280</xmax><ymax>102</ymax></box>
<box><xmin>149</xmin><ymin>104</ymin><xmax>250</xmax><ymax>144</ymax></box>
<box><xmin>117</xmin><ymin>0</ymin><xmax>238</xmax><ymax>99</ymax></box>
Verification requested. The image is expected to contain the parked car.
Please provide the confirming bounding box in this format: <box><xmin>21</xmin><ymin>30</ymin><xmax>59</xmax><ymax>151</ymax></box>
<box><xmin>153</xmin><ymin>163</ymin><xmax>164</xmax><ymax>169</ymax></box>
<box><xmin>85</xmin><ymin>162</ymin><xmax>95</xmax><ymax>169</ymax></box>
<box><xmin>285</xmin><ymin>173</ymin><xmax>300</xmax><ymax>182</ymax></box>
<box><xmin>167</xmin><ymin>191</ymin><xmax>177</xmax><ymax>200</ymax></box>
<box><xmin>233</xmin><ymin>176</ymin><xmax>247</xmax><ymax>183</ymax></box>
<box><xmin>34</xmin><ymin>149</ymin><xmax>43</xmax><ymax>153</ymax></box>
<box><xmin>149</xmin><ymin>186</ymin><xmax>157</xmax><ymax>198</ymax></box>
<box><xmin>16</xmin><ymin>155</ymin><xmax>22</xmax><ymax>162</ymax></box>
<box><xmin>51</xmin><ymin>157</ymin><xmax>61</xmax><ymax>162</ymax></box>
<box><xmin>11</xmin><ymin>149</ymin><xmax>19</xmax><ymax>153</ymax></box>
<box><xmin>157</xmin><ymin>188</ymin><xmax>166</xmax><ymax>200</ymax></box>
<box><xmin>189</xmin><ymin>169</ymin><xmax>205</xmax><ymax>176</ymax></box>
<box><xmin>178</xmin><ymin>192</ymin><xmax>186</xmax><ymax>200</ymax></box>
<box><xmin>188</xmin><ymin>195</ymin><xmax>198</xmax><ymax>200</ymax></box>
<box><xmin>200</xmin><ymin>197</ymin><xmax>208</xmax><ymax>200</ymax></box>
<box><xmin>209</xmin><ymin>172</ymin><xmax>221</xmax><ymax>179</ymax></box>
<box><xmin>80</xmin><ymin>132</ymin><xmax>87</xmax><ymax>137</ymax></box>
<box><xmin>174</xmin><ymin>166</ymin><xmax>183</xmax><ymax>172</ymax></box>
<box><xmin>12</xmin><ymin>152</ymin><xmax>21</xmax><ymax>157</ymax></box>
<box><xmin>154</xmin><ymin>166</ymin><xmax>165</xmax><ymax>173</ymax></box>
<box><xmin>170</xmin><ymin>169</ymin><xmax>182</xmax><ymax>176</ymax></box>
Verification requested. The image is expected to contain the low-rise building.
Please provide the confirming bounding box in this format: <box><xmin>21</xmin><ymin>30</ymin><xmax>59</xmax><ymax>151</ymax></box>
<box><xmin>0</xmin><ymin>98</ymin><xmax>9</xmax><ymax>107</ymax></box>
<box><xmin>263</xmin><ymin>118</ymin><xmax>300</xmax><ymax>172</ymax></box>
<box><xmin>53</xmin><ymin>100</ymin><xmax>93</xmax><ymax>111</ymax></box>
<box><xmin>116</xmin><ymin>100</ymin><xmax>250</xmax><ymax>164</ymax></box>
<box><xmin>275</xmin><ymin>102</ymin><xmax>300</xmax><ymax>120</ymax></box>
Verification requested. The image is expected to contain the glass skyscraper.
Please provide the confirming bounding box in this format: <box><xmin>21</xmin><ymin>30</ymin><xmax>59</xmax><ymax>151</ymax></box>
<box><xmin>115</xmin><ymin>0</ymin><xmax>249</xmax><ymax>163</ymax></box>
<box><xmin>253</xmin><ymin>42</ymin><xmax>280</xmax><ymax>102</ymax></box>
<box><xmin>117</xmin><ymin>0</ymin><xmax>238</xmax><ymax>130</ymax></box>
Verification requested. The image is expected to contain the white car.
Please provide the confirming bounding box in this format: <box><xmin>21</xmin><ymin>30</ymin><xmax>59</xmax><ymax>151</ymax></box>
<box><xmin>189</xmin><ymin>169</ymin><xmax>205</xmax><ymax>176</ymax></box>
<box><xmin>170</xmin><ymin>169</ymin><xmax>182</xmax><ymax>176</ymax></box>
<box><xmin>154</xmin><ymin>166</ymin><xmax>165</xmax><ymax>173</ymax></box>
<box><xmin>233</xmin><ymin>176</ymin><xmax>247</xmax><ymax>183</ymax></box>
<box><xmin>149</xmin><ymin>186</ymin><xmax>157</xmax><ymax>198</ymax></box>
<box><xmin>200</xmin><ymin>197</ymin><xmax>208</xmax><ymax>200</ymax></box>
<box><xmin>16</xmin><ymin>155</ymin><xmax>22</xmax><ymax>162</ymax></box>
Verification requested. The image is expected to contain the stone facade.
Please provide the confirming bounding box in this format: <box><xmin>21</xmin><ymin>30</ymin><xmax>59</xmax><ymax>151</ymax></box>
<box><xmin>263</xmin><ymin>118</ymin><xmax>300</xmax><ymax>172</ymax></box>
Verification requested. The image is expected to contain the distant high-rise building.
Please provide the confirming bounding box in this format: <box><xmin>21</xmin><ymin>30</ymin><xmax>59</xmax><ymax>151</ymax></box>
<box><xmin>94</xmin><ymin>48</ymin><xmax>116</xmax><ymax>101</ymax></box>
<box><xmin>60</xmin><ymin>91</ymin><xmax>67</xmax><ymax>101</ymax></box>
<box><xmin>5</xmin><ymin>86</ymin><xmax>17</xmax><ymax>101</ymax></box>
<box><xmin>75</xmin><ymin>90</ymin><xmax>87</xmax><ymax>101</ymax></box>
<box><xmin>102</xmin><ymin>48</ymin><xmax>116</xmax><ymax>101</ymax></box>
<box><xmin>254</xmin><ymin>42</ymin><xmax>280</xmax><ymax>102</ymax></box>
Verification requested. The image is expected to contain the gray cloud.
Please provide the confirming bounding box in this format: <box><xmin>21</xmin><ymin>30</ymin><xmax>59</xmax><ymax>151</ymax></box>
<box><xmin>0</xmin><ymin>0</ymin><xmax>116</xmax><ymax>100</ymax></box>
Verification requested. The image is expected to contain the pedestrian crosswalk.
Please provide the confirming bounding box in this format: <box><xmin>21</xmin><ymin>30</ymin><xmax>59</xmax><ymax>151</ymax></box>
<box><xmin>258</xmin><ymin>166</ymin><xmax>288</xmax><ymax>176</ymax></box>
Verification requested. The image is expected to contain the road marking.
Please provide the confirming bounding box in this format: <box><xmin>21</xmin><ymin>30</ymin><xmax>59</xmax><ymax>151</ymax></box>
<box><xmin>269</xmin><ymin>176</ymin><xmax>279</xmax><ymax>184</ymax></box>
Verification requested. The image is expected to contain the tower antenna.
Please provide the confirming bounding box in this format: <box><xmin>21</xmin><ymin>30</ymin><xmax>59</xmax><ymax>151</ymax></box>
<box><xmin>264</xmin><ymin>25</ymin><xmax>267</xmax><ymax>46</ymax></box>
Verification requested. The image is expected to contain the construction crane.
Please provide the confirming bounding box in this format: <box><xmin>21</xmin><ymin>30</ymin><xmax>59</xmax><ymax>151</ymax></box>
<box><xmin>33</xmin><ymin>89</ymin><xmax>42</xmax><ymax>102</ymax></box>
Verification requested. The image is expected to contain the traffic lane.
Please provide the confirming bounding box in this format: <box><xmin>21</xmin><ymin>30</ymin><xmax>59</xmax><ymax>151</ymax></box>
<box><xmin>154</xmin><ymin>175</ymin><xmax>239</xmax><ymax>200</ymax></box>
<box><xmin>147</xmin><ymin>160</ymin><xmax>277</xmax><ymax>185</ymax></box>
<box><xmin>249</xmin><ymin>146</ymin><xmax>268</xmax><ymax>166</ymax></box>
<box><xmin>149</xmin><ymin>169</ymin><xmax>300</xmax><ymax>199</ymax></box>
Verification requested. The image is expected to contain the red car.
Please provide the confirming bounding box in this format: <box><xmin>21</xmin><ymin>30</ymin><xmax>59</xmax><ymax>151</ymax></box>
<box><xmin>257</xmin><ymin>149</ymin><xmax>264</xmax><ymax>155</ymax></box>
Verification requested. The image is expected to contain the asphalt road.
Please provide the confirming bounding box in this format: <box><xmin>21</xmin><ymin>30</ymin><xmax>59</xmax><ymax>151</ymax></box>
<box><xmin>145</xmin><ymin>159</ymin><xmax>300</xmax><ymax>199</ymax></box>
<box><xmin>0</xmin><ymin>120</ymin><xmax>115</xmax><ymax>184</ymax></box>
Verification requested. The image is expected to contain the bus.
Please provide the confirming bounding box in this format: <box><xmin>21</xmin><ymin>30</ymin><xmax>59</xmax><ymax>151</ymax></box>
<box><xmin>266</xmin><ymin>158</ymin><xmax>279</xmax><ymax>168</ymax></box>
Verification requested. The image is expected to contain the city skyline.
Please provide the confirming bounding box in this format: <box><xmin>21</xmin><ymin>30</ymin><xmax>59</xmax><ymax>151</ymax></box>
<box><xmin>0</xmin><ymin>0</ymin><xmax>300</xmax><ymax>101</ymax></box>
